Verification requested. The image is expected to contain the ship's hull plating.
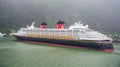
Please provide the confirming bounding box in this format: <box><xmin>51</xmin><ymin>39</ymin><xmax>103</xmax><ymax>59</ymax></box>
<box><xmin>14</xmin><ymin>35</ymin><xmax>114</xmax><ymax>52</ymax></box>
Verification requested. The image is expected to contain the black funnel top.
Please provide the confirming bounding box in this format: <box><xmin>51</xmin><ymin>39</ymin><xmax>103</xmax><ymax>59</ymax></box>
<box><xmin>41</xmin><ymin>23</ymin><xmax>47</xmax><ymax>25</ymax></box>
<box><xmin>57</xmin><ymin>21</ymin><xmax>65</xmax><ymax>24</ymax></box>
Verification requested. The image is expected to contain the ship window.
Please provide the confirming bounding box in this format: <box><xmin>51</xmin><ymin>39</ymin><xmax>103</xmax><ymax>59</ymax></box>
<box><xmin>73</xmin><ymin>29</ymin><xmax>79</xmax><ymax>32</ymax></box>
<box><xmin>86</xmin><ymin>29</ymin><xmax>93</xmax><ymax>31</ymax></box>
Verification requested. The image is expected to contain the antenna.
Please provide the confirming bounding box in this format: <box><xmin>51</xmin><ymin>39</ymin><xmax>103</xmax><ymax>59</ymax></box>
<box><xmin>31</xmin><ymin>22</ymin><xmax>35</xmax><ymax>27</ymax></box>
<box><xmin>78</xmin><ymin>20</ymin><xmax>81</xmax><ymax>24</ymax></box>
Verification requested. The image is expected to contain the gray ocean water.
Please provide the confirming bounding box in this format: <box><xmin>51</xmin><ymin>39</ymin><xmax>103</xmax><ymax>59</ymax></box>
<box><xmin>0</xmin><ymin>37</ymin><xmax>120</xmax><ymax>67</ymax></box>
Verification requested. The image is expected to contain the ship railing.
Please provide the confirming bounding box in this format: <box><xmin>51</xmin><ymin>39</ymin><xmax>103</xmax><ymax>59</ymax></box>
<box><xmin>26</xmin><ymin>33</ymin><xmax>74</xmax><ymax>40</ymax></box>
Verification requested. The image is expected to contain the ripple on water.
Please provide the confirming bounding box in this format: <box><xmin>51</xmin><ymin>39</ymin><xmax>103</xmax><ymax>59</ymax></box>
<box><xmin>0</xmin><ymin>38</ymin><xmax>120</xmax><ymax>67</ymax></box>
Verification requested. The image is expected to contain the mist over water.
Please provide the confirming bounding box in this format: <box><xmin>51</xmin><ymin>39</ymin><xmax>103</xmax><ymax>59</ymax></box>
<box><xmin>0</xmin><ymin>37</ymin><xmax>120</xmax><ymax>67</ymax></box>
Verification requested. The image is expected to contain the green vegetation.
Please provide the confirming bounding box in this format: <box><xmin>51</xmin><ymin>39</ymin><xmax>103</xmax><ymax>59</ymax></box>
<box><xmin>0</xmin><ymin>0</ymin><xmax>120</xmax><ymax>34</ymax></box>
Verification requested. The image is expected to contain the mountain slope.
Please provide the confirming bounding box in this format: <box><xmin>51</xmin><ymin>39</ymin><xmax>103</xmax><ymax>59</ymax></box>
<box><xmin>0</xmin><ymin>0</ymin><xmax>120</xmax><ymax>34</ymax></box>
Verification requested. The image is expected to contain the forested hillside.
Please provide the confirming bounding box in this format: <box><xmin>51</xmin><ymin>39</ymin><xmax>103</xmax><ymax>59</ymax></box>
<box><xmin>0</xmin><ymin>0</ymin><xmax>120</xmax><ymax>34</ymax></box>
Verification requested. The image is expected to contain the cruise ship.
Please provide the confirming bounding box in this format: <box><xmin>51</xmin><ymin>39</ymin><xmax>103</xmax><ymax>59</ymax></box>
<box><xmin>12</xmin><ymin>21</ymin><xmax>114</xmax><ymax>52</ymax></box>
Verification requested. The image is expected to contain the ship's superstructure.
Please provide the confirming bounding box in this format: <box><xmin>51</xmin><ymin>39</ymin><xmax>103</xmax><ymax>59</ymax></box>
<box><xmin>12</xmin><ymin>21</ymin><xmax>114</xmax><ymax>52</ymax></box>
<box><xmin>0</xmin><ymin>32</ymin><xmax>6</xmax><ymax>37</ymax></box>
